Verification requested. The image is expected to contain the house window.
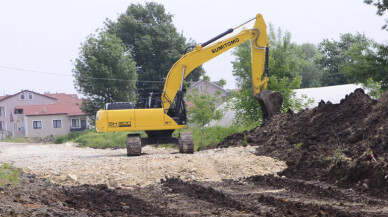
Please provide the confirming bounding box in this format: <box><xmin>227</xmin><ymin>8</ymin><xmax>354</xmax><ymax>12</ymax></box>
<box><xmin>33</xmin><ymin>121</ymin><xmax>42</xmax><ymax>129</ymax></box>
<box><xmin>71</xmin><ymin>119</ymin><xmax>80</xmax><ymax>128</ymax></box>
<box><xmin>0</xmin><ymin>121</ymin><xmax>4</xmax><ymax>130</ymax></box>
<box><xmin>53</xmin><ymin>119</ymin><xmax>62</xmax><ymax>128</ymax></box>
<box><xmin>0</xmin><ymin>107</ymin><xmax>5</xmax><ymax>116</ymax></box>
<box><xmin>28</xmin><ymin>92</ymin><xmax>33</xmax><ymax>100</ymax></box>
<box><xmin>20</xmin><ymin>94</ymin><xmax>25</xmax><ymax>100</ymax></box>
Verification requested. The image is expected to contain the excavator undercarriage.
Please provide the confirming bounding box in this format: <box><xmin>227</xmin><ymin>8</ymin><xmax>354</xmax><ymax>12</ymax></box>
<box><xmin>126</xmin><ymin>131</ymin><xmax>194</xmax><ymax>156</ymax></box>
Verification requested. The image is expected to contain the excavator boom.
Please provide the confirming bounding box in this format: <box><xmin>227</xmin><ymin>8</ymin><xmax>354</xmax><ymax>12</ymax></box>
<box><xmin>95</xmin><ymin>13</ymin><xmax>283</xmax><ymax>156</ymax></box>
<box><xmin>160</xmin><ymin>14</ymin><xmax>282</xmax><ymax>119</ymax></box>
<box><xmin>162</xmin><ymin>14</ymin><xmax>272</xmax><ymax>111</ymax></box>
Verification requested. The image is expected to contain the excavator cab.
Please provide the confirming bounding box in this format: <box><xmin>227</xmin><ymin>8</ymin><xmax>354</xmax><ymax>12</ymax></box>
<box><xmin>145</xmin><ymin>92</ymin><xmax>162</xmax><ymax>108</ymax></box>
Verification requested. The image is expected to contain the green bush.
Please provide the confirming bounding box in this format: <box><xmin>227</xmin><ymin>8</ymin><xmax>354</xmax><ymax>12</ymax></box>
<box><xmin>74</xmin><ymin>131</ymin><xmax>128</xmax><ymax>148</ymax></box>
<box><xmin>176</xmin><ymin>125</ymin><xmax>255</xmax><ymax>151</ymax></box>
<box><xmin>0</xmin><ymin>163</ymin><xmax>20</xmax><ymax>187</ymax></box>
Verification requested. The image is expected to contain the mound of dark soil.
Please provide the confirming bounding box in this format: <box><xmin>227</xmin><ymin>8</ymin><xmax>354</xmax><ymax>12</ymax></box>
<box><xmin>0</xmin><ymin>173</ymin><xmax>178</xmax><ymax>216</ymax></box>
<box><xmin>216</xmin><ymin>89</ymin><xmax>388</xmax><ymax>194</ymax></box>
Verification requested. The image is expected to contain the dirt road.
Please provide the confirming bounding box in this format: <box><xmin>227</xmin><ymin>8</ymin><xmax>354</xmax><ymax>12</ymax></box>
<box><xmin>1</xmin><ymin>142</ymin><xmax>388</xmax><ymax>216</ymax></box>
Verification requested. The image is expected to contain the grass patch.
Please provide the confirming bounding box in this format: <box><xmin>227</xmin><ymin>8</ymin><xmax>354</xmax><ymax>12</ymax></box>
<box><xmin>0</xmin><ymin>163</ymin><xmax>20</xmax><ymax>187</ymax></box>
<box><xmin>53</xmin><ymin>129</ymin><xmax>146</xmax><ymax>149</ymax></box>
<box><xmin>53</xmin><ymin>130</ymin><xmax>87</xmax><ymax>144</ymax></box>
<box><xmin>294</xmin><ymin>143</ymin><xmax>303</xmax><ymax>149</ymax></box>
<box><xmin>176</xmin><ymin>124</ymin><xmax>255</xmax><ymax>151</ymax></box>
<box><xmin>1</xmin><ymin>137</ymin><xmax>28</xmax><ymax>143</ymax></box>
<box><xmin>74</xmin><ymin>131</ymin><xmax>129</xmax><ymax>148</ymax></box>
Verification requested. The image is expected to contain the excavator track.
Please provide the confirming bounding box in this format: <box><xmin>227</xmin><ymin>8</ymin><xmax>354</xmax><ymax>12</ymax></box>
<box><xmin>126</xmin><ymin>134</ymin><xmax>142</xmax><ymax>156</ymax></box>
<box><xmin>179</xmin><ymin>132</ymin><xmax>194</xmax><ymax>154</ymax></box>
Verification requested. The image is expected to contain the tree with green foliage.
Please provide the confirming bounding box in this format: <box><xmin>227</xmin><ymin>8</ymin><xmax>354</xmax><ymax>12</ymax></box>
<box><xmin>267</xmin><ymin>25</ymin><xmax>301</xmax><ymax>79</ymax></box>
<box><xmin>231</xmin><ymin>25</ymin><xmax>311</xmax><ymax>124</ymax></box>
<box><xmin>73</xmin><ymin>32</ymin><xmax>137</xmax><ymax>121</ymax></box>
<box><xmin>202</xmin><ymin>75</ymin><xmax>211</xmax><ymax>82</ymax></box>
<box><xmin>364</xmin><ymin>0</ymin><xmax>388</xmax><ymax>30</ymax></box>
<box><xmin>297</xmin><ymin>43</ymin><xmax>324</xmax><ymax>88</ymax></box>
<box><xmin>361</xmin><ymin>78</ymin><xmax>384</xmax><ymax>99</ymax></box>
<box><xmin>186</xmin><ymin>89</ymin><xmax>224</xmax><ymax>146</ymax></box>
<box><xmin>342</xmin><ymin>42</ymin><xmax>388</xmax><ymax>91</ymax></box>
<box><xmin>218</xmin><ymin>78</ymin><xmax>226</xmax><ymax>88</ymax></box>
<box><xmin>105</xmin><ymin>2</ymin><xmax>204</xmax><ymax>100</ymax></box>
<box><xmin>186</xmin><ymin>89</ymin><xmax>223</xmax><ymax>129</ymax></box>
<box><xmin>316</xmin><ymin>33</ymin><xmax>371</xmax><ymax>86</ymax></box>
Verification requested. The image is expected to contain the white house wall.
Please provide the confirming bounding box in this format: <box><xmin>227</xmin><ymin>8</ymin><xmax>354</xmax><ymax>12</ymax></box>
<box><xmin>26</xmin><ymin>114</ymin><xmax>71</xmax><ymax>137</ymax></box>
<box><xmin>0</xmin><ymin>91</ymin><xmax>56</xmax><ymax>138</ymax></box>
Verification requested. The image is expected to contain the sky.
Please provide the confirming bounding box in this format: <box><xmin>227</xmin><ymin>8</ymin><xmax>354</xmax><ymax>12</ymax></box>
<box><xmin>0</xmin><ymin>0</ymin><xmax>386</xmax><ymax>96</ymax></box>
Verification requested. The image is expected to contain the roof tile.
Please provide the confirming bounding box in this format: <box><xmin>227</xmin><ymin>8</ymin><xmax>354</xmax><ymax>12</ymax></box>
<box><xmin>16</xmin><ymin>93</ymin><xmax>84</xmax><ymax>116</ymax></box>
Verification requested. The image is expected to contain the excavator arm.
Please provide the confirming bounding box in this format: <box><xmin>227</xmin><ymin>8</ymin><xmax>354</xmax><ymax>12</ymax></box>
<box><xmin>161</xmin><ymin>14</ymin><xmax>272</xmax><ymax>112</ymax></box>
<box><xmin>96</xmin><ymin>13</ymin><xmax>283</xmax><ymax>156</ymax></box>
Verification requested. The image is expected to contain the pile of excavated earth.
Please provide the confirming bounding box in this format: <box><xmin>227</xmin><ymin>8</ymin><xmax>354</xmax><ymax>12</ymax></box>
<box><xmin>1</xmin><ymin>88</ymin><xmax>388</xmax><ymax>216</ymax></box>
<box><xmin>216</xmin><ymin>88</ymin><xmax>388</xmax><ymax>196</ymax></box>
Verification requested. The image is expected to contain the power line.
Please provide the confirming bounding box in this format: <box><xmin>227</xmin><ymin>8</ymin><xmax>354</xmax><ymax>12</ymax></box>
<box><xmin>0</xmin><ymin>65</ymin><xmax>165</xmax><ymax>83</ymax></box>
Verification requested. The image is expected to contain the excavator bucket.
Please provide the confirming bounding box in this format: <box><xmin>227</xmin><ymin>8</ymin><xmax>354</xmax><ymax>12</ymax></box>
<box><xmin>254</xmin><ymin>90</ymin><xmax>283</xmax><ymax>120</ymax></box>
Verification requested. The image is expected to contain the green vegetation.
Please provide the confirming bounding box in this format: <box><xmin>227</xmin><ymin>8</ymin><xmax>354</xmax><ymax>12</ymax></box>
<box><xmin>364</xmin><ymin>0</ymin><xmax>388</xmax><ymax>30</ymax></box>
<box><xmin>295</xmin><ymin>143</ymin><xmax>303</xmax><ymax>149</ymax></box>
<box><xmin>231</xmin><ymin>25</ymin><xmax>313</xmax><ymax>125</ymax></box>
<box><xmin>53</xmin><ymin>129</ymin><xmax>145</xmax><ymax>149</ymax></box>
<box><xmin>73</xmin><ymin>31</ymin><xmax>138</xmax><ymax>123</ymax></box>
<box><xmin>1</xmin><ymin>137</ymin><xmax>28</xmax><ymax>143</ymax></box>
<box><xmin>104</xmin><ymin>2</ymin><xmax>204</xmax><ymax>99</ymax></box>
<box><xmin>54</xmin><ymin>125</ymin><xmax>248</xmax><ymax>151</ymax></box>
<box><xmin>0</xmin><ymin>163</ymin><xmax>20</xmax><ymax>187</ymax></box>
<box><xmin>333</xmin><ymin>148</ymin><xmax>346</xmax><ymax>165</ymax></box>
<box><xmin>186</xmin><ymin>89</ymin><xmax>223</xmax><ymax>128</ymax></box>
<box><xmin>176</xmin><ymin>125</ymin><xmax>255</xmax><ymax>151</ymax></box>
<box><xmin>361</xmin><ymin>78</ymin><xmax>384</xmax><ymax>99</ymax></box>
<box><xmin>74</xmin><ymin>2</ymin><xmax>205</xmax><ymax>122</ymax></box>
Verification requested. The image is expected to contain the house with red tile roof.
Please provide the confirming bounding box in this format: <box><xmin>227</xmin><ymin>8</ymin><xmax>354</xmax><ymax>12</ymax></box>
<box><xmin>0</xmin><ymin>90</ymin><xmax>88</xmax><ymax>139</ymax></box>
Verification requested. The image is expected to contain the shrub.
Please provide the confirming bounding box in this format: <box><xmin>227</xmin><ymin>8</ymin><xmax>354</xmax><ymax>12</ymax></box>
<box><xmin>0</xmin><ymin>163</ymin><xmax>20</xmax><ymax>187</ymax></box>
<box><xmin>176</xmin><ymin>125</ymin><xmax>255</xmax><ymax>151</ymax></box>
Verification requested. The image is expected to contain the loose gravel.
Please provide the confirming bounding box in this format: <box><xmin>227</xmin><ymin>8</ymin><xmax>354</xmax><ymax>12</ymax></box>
<box><xmin>0</xmin><ymin>142</ymin><xmax>286</xmax><ymax>188</ymax></box>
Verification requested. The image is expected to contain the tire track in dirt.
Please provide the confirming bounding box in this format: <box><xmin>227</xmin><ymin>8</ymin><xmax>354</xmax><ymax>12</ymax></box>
<box><xmin>162</xmin><ymin>177</ymin><xmax>388</xmax><ymax>217</ymax></box>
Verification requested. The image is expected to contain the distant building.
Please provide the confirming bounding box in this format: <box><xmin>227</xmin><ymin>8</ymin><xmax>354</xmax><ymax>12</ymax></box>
<box><xmin>187</xmin><ymin>80</ymin><xmax>228</xmax><ymax>108</ymax></box>
<box><xmin>0</xmin><ymin>90</ymin><xmax>88</xmax><ymax>140</ymax></box>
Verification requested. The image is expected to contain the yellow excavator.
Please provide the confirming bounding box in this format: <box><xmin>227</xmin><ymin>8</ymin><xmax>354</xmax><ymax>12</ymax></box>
<box><xmin>96</xmin><ymin>14</ymin><xmax>283</xmax><ymax>156</ymax></box>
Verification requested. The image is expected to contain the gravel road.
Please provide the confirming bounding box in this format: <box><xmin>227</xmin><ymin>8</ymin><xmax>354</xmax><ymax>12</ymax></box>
<box><xmin>0</xmin><ymin>142</ymin><xmax>286</xmax><ymax>188</ymax></box>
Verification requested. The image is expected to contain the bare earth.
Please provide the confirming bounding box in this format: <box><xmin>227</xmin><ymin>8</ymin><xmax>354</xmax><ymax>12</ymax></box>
<box><xmin>0</xmin><ymin>142</ymin><xmax>286</xmax><ymax>188</ymax></box>
<box><xmin>1</xmin><ymin>141</ymin><xmax>388</xmax><ymax>216</ymax></box>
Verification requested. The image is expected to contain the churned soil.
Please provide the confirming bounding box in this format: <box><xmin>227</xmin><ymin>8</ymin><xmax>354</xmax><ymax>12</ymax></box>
<box><xmin>1</xmin><ymin>172</ymin><xmax>387</xmax><ymax>216</ymax></box>
<box><xmin>217</xmin><ymin>88</ymin><xmax>388</xmax><ymax>198</ymax></box>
